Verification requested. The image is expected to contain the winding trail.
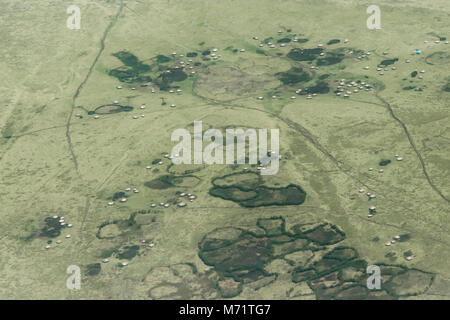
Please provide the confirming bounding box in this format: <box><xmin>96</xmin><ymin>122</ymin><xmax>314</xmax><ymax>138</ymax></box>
<box><xmin>62</xmin><ymin>1</ymin><xmax>124</xmax><ymax>247</ymax></box>
<box><xmin>65</xmin><ymin>1</ymin><xmax>125</xmax><ymax>175</ymax></box>
<box><xmin>374</xmin><ymin>93</ymin><xmax>449</xmax><ymax>203</ymax></box>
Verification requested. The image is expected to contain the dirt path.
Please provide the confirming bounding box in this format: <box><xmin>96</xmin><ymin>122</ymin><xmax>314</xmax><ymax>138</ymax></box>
<box><xmin>374</xmin><ymin>92</ymin><xmax>449</xmax><ymax>203</ymax></box>
<box><xmin>62</xmin><ymin>1</ymin><xmax>124</xmax><ymax>249</ymax></box>
<box><xmin>65</xmin><ymin>1</ymin><xmax>125</xmax><ymax>176</ymax></box>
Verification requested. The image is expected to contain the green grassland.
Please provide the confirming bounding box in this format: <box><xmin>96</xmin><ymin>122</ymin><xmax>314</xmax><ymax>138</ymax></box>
<box><xmin>0</xmin><ymin>0</ymin><xmax>449</xmax><ymax>299</ymax></box>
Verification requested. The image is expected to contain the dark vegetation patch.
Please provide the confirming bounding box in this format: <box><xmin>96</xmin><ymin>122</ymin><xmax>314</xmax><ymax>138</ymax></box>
<box><xmin>398</xmin><ymin>234</ymin><xmax>411</xmax><ymax>242</ymax></box>
<box><xmin>151</xmin><ymin>158</ymin><xmax>162</xmax><ymax>165</ymax></box>
<box><xmin>117</xmin><ymin>245</ymin><xmax>140</xmax><ymax>260</ymax></box>
<box><xmin>162</xmin><ymin>68</ymin><xmax>188</xmax><ymax>82</ymax></box>
<box><xmin>112</xmin><ymin>51</ymin><xmax>146</xmax><ymax>68</ymax></box>
<box><xmin>325</xmin><ymin>247</ymin><xmax>358</xmax><ymax>260</ymax></box>
<box><xmin>94</xmin><ymin>213</ymin><xmax>159</xmax><ymax>271</ymax></box>
<box><xmin>202</xmin><ymin>50</ymin><xmax>211</xmax><ymax>56</ymax></box>
<box><xmin>156</xmin><ymin>55</ymin><xmax>171</xmax><ymax>63</ymax></box>
<box><xmin>316</xmin><ymin>52</ymin><xmax>345</xmax><ymax>66</ymax></box>
<box><xmin>379</xmin><ymin>159</ymin><xmax>391</xmax><ymax>166</ymax></box>
<box><xmin>198</xmin><ymin>215</ymin><xmax>433</xmax><ymax>299</ymax></box>
<box><xmin>293</xmin><ymin>223</ymin><xmax>345</xmax><ymax>245</ymax></box>
<box><xmin>209</xmin><ymin>185</ymin><xmax>306</xmax><ymax>207</ymax></box>
<box><xmin>109</xmin><ymin>51</ymin><xmax>152</xmax><ymax>83</ymax></box>
<box><xmin>145</xmin><ymin>174</ymin><xmax>200</xmax><ymax>189</ymax></box>
<box><xmin>112</xmin><ymin>191</ymin><xmax>127</xmax><ymax>201</ymax></box>
<box><xmin>109</xmin><ymin>68</ymin><xmax>152</xmax><ymax>83</ymax></box>
<box><xmin>210</xmin><ymin>184</ymin><xmax>306</xmax><ymax>207</ymax></box>
<box><xmin>94</xmin><ymin>104</ymin><xmax>133</xmax><ymax>115</ymax></box>
<box><xmin>403</xmin><ymin>86</ymin><xmax>416</xmax><ymax>91</ymax></box>
<box><xmin>198</xmin><ymin>217</ymin><xmax>305</xmax><ymax>297</ymax></box>
<box><xmin>277</xmin><ymin>37</ymin><xmax>291</xmax><ymax>43</ymax></box>
<box><xmin>301</xmin><ymin>81</ymin><xmax>330</xmax><ymax>94</ymax></box>
<box><xmin>287</xmin><ymin>48</ymin><xmax>323</xmax><ymax>61</ymax></box>
<box><xmin>378</xmin><ymin>58</ymin><xmax>398</xmax><ymax>67</ymax></box>
<box><xmin>97</xmin><ymin>243</ymin><xmax>142</xmax><ymax>262</ymax></box>
<box><xmin>86</xmin><ymin>263</ymin><xmax>101</xmax><ymax>276</ymax></box>
<box><xmin>385</xmin><ymin>252</ymin><xmax>397</xmax><ymax>261</ymax></box>
<box><xmin>186</xmin><ymin>52</ymin><xmax>198</xmax><ymax>57</ymax></box>
<box><xmin>39</xmin><ymin>216</ymin><xmax>66</xmax><ymax>238</ymax></box>
<box><xmin>109</xmin><ymin>50</ymin><xmax>189</xmax><ymax>90</ymax></box>
<box><xmin>154</xmin><ymin>68</ymin><xmax>188</xmax><ymax>91</ymax></box>
<box><xmin>276</xmin><ymin>67</ymin><xmax>312</xmax><ymax>85</ymax></box>
<box><xmin>383</xmin><ymin>268</ymin><xmax>434</xmax><ymax>297</ymax></box>
<box><xmin>411</xmin><ymin>71</ymin><xmax>418</xmax><ymax>78</ymax></box>
<box><xmin>293</xmin><ymin>253</ymin><xmax>433</xmax><ymax>300</ymax></box>
<box><xmin>210</xmin><ymin>187</ymin><xmax>257</xmax><ymax>201</ymax></box>
<box><xmin>95</xmin><ymin>207</ymin><xmax>158</xmax><ymax>243</ymax></box>
<box><xmin>403</xmin><ymin>250</ymin><xmax>413</xmax><ymax>258</ymax></box>
<box><xmin>443</xmin><ymin>81</ymin><xmax>450</xmax><ymax>92</ymax></box>
<box><xmin>200</xmin><ymin>233</ymin><xmax>272</xmax><ymax>274</ymax></box>
<box><xmin>209</xmin><ymin>172</ymin><xmax>306</xmax><ymax>208</ymax></box>
<box><xmin>145</xmin><ymin>175</ymin><xmax>179</xmax><ymax>189</ymax></box>
<box><xmin>327</xmin><ymin>39</ymin><xmax>340</xmax><ymax>45</ymax></box>
<box><xmin>97</xmin><ymin>210</ymin><xmax>146</xmax><ymax>234</ymax></box>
